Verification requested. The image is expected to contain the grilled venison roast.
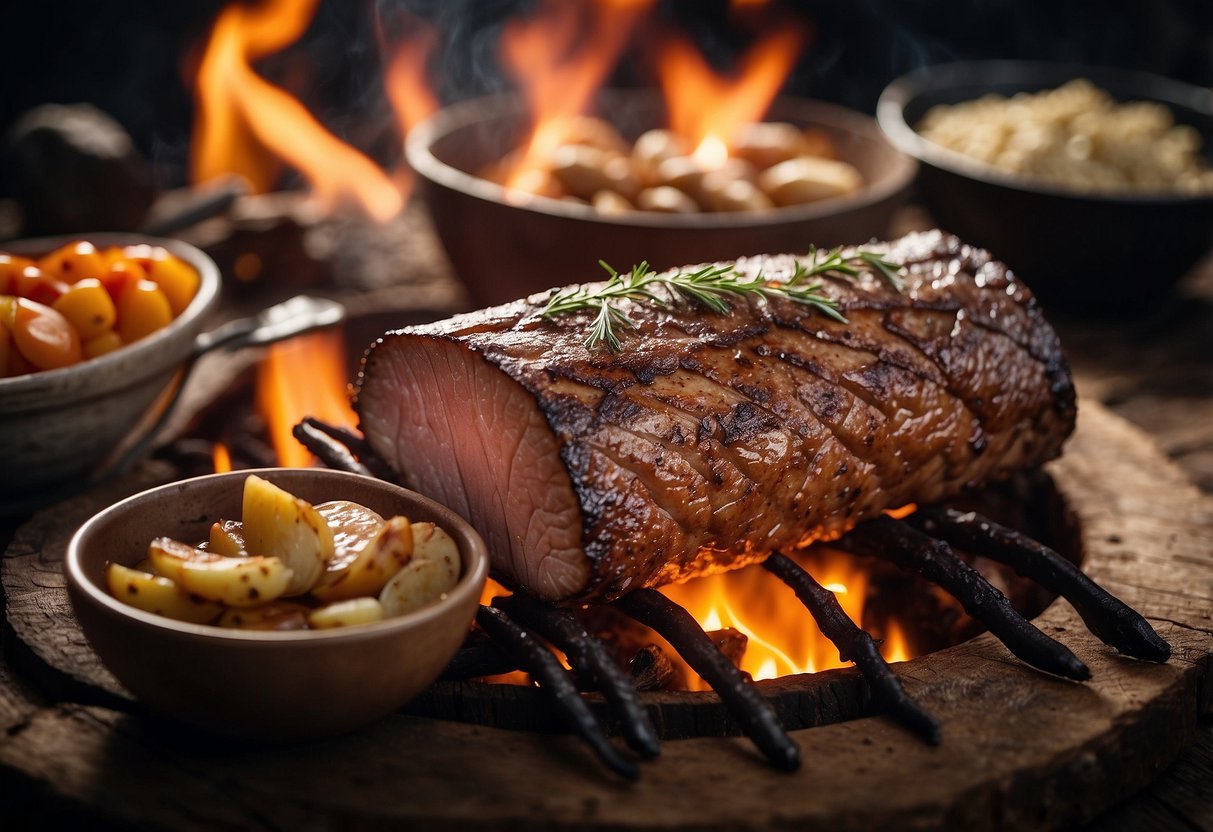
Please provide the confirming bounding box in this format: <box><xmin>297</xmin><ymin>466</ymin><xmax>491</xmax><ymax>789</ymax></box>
<box><xmin>355</xmin><ymin>230</ymin><xmax>1076</xmax><ymax>603</ymax></box>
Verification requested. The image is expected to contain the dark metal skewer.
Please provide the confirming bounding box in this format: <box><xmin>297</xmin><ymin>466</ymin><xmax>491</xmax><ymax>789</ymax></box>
<box><xmin>614</xmin><ymin>589</ymin><xmax>801</xmax><ymax>771</ymax></box>
<box><xmin>475</xmin><ymin>606</ymin><xmax>638</xmax><ymax>781</ymax></box>
<box><xmin>299</xmin><ymin>417</ymin><xmax>400</xmax><ymax>482</ymax></box>
<box><xmin>910</xmin><ymin>507</ymin><xmax>1171</xmax><ymax>662</ymax></box>
<box><xmin>762</xmin><ymin>552</ymin><xmax>941</xmax><ymax>744</ymax></box>
<box><xmin>840</xmin><ymin>516</ymin><xmax>1090</xmax><ymax>681</ymax></box>
<box><xmin>495</xmin><ymin>593</ymin><xmax>661</xmax><ymax>758</ymax></box>
<box><xmin>292</xmin><ymin>421</ymin><xmax>374</xmax><ymax>477</ymax></box>
<box><xmin>440</xmin><ymin>641</ymin><xmax>518</xmax><ymax>680</ymax></box>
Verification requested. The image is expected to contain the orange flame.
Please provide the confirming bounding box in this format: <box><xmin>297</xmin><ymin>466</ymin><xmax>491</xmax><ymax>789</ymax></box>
<box><xmin>212</xmin><ymin>442</ymin><xmax>233</xmax><ymax>473</ymax></box>
<box><xmin>382</xmin><ymin>16</ymin><xmax>441</xmax><ymax>203</ymax></box>
<box><xmin>192</xmin><ymin>0</ymin><xmax>404</xmax><ymax>220</ymax></box>
<box><xmin>499</xmin><ymin>0</ymin><xmax>653</xmax><ymax>188</ymax></box>
<box><xmin>255</xmin><ymin>331</ymin><xmax>358</xmax><ymax>468</ymax></box>
<box><xmin>654</xmin><ymin>15</ymin><xmax>809</xmax><ymax>154</ymax></box>
<box><xmin>661</xmin><ymin>548</ymin><xmax>910</xmax><ymax>690</ymax></box>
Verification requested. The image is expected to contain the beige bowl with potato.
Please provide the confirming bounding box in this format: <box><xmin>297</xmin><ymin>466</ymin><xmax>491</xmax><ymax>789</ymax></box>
<box><xmin>64</xmin><ymin>468</ymin><xmax>489</xmax><ymax>740</ymax></box>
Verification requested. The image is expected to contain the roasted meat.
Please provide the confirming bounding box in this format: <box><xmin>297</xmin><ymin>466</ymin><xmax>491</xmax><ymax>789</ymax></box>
<box><xmin>354</xmin><ymin>231</ymin><xmax>1076</xmax><ymax>602</ymax></box>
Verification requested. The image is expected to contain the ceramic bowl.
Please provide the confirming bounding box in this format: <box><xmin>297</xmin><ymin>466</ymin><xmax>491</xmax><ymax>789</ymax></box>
<box><xmin>407</xmin><ymin>91</ymin><xmax>916</xmax><ymax>305</ymax></box>
<box><xmin>64</xmin><ymin>468</ymin><xmax>489</xmax><ymax>740</ymax></box>
<box><xmin>0</xmin><ymin>234</ymin><xmax>221</xmax><ymax>502</ymax></box>
<box><xmin>878</xmin><ymin>61</ymin><xmax>1213</xmax><ymax>312</ymax></box>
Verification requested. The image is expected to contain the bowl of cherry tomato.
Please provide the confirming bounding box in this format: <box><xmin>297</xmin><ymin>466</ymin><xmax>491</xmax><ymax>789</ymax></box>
<box><xmin>0</xmin><ymin>234</ymin><xmax>220</xmax><ymax>506</ymax></box>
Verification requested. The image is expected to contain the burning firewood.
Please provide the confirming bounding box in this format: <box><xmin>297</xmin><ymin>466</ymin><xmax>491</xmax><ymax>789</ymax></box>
<box><xmin>627</xmin><ymin>644</ymin><xmax>676</xmax><ymax>691</ymax></box>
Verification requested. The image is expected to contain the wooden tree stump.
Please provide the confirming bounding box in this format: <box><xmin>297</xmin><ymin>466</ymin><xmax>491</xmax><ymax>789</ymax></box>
<box><xmin>1</xmin><ymin>401</ymin><xmax>1211</xmax><ymax>830</ymax></box>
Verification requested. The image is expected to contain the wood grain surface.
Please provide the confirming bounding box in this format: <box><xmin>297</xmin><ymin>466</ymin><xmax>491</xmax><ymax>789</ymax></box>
<box><xmin>1</xmin><ymin>400</ymin><xmax>1210</xmax><ymax>831</ymax></box>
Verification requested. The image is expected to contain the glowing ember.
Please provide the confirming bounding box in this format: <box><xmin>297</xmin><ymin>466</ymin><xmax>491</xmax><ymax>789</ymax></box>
<box><xmin>192</xmin><ymin>0</ymin><xmax>404</xmax><ymax>220</ymax></box>
<box><xmin>498</xmin><ymin>0</ymin><xmax>653</xmax><ymax>190</ymax></box>
<box><xmin>255</xmin><ymin>331</ymin><xmax>357</xmax><ymax>468</ymax></box>
<box><xmin>654</xmin><ymin>17</ymin><xmax>810</xmax><ymax>152</ymax></box>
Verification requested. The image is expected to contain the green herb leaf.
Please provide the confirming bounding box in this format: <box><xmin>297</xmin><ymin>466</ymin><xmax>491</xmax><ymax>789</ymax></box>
<box><xmin>540</xmin><ymin>247</ymin><xmax>904</xmax><ymax>352</ymax></box>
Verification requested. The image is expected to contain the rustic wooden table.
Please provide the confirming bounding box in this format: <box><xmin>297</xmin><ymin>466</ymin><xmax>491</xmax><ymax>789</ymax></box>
<box><xmin>0</xmin><ymin>209</ymin><xmax>1210</xmax><ymax>829</ymax></box>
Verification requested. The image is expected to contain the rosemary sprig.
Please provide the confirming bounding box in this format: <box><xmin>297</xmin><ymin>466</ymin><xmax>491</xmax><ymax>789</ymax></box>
<box><xmin>541</xmin><ymin>247</ymin><xmax>904</xmax><ymax>352</ymax></box>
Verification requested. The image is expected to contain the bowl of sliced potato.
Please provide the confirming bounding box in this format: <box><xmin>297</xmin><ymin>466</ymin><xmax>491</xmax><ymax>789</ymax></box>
<box><xmin>64</xmin><ymin>468</ymin><xmax>489</xmax><ymax>740</ymax></box>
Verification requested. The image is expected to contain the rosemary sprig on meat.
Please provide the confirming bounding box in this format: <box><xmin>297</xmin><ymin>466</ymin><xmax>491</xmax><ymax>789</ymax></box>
<box><xmin>541</xmin><ymin>247</ymin><xmax>904</xmax><ymax>352</ymax></box>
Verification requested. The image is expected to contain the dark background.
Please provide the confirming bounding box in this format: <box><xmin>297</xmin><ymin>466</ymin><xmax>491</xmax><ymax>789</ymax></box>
<box><xmin>1</xmin><ymin>0</ymin><xmax>1210</xmax><ymax>191</ymax></box>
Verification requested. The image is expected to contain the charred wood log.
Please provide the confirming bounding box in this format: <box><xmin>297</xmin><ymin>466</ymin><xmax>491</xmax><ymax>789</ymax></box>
<box><xmin>705</xmin><ymin>628</ymin><xmax>748</xmax><ymax>669</ymax></box>
<box><xmin>763</xmin><ymin>552</ymin><xmax>940</xmax><ymax>744</ymax></box>
<box><xmin>627</xmin><ymin>645</ymin><xmax>676</xmax><ymax>691</ymax></box>
<box><xmin>474</xmin><ymin>605</ymin><xmax>638</xmax><ymax>780</ymax></box>
<box><xmin>494</xmin><ymin>593</ymin><xmax>660</xmax><ymax>758</ymax></box>
<box><xmin>614</xmin><ymin>589</ymin><xmax>800</xmax><ymax>771</ymax></box>
<box><xmin>840</xmin><ymin>517</ymin><xmax>1090</xmax><ymax>681</ymax></box>
<box><xmin>440</xmin><ymin>641</ymin><xmax>518</xmax><ymax>680</ymax></box>
<box><xmin>911</xmin><ymin>507</ymin><xmax>1171</xmax><ymax>663</ymax></box>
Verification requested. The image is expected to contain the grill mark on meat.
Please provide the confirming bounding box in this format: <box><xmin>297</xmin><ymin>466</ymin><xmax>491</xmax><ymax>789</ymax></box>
<box><xmin>355</xmin><ymin>230</ymin><xmax>1076</xmax><ymax>602</ymax></box>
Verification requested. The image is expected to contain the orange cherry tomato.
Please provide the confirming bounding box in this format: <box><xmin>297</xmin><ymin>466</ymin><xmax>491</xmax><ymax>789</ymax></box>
<box><xmin>116</xmin><ymin>279</ymin><xmax>172</xmax><ymax>344</ymax></box>
<box><xmin>121</xmin><ymin>244</ymin><xmax>169</xmax><ymax>270</ymax></box>
<box><xmin>13</xmin><ymin>265</ymin><xmax>69</xmax><ymax>306</ymax></box>
<box><xmin>101</xmin><ymin>258</ymin><xmax>147</xmax><ymax>303</ymax></box>
<box><xmin>143</xmin><ymin>256</ymin><xmax>200</xmax><ymax>316</ymax></box>
<box><xmin>0</xmin><ymin>254</ymin><xmax>35</xmax><ymax>295</ymax></box>
<box><xmin>83</xmin><ymin>330</ymin><xmax>124</xmax><ymax>359</ymax></box>
<box><xmin>39</xmin><ymin>240</ymin><xmax>106</xmax><ymax>284</ymax></box>
<box><xmin>0</xmin><ymin>319</ymin><xmax>11</xmax><ymax>377</ymax></box>
<box><xmin>53</xmin><ymin>278</ymin><xmax>117</xmax><ymax>341</ymax></box>
<box><xmin>11</xmin><ymin>297</ymin><xmax>82</xmax><ymax>371</ymax></box>
<box><xmin>0</xmin><ymin>294</ymin><xmax>18</xmax><ymax>327</ymax></box>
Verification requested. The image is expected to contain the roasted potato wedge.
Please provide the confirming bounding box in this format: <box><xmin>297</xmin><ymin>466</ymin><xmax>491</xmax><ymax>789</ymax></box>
<box><xmin>207</xmin><ymin>519</ymin><xmax>246</xmax><ymax>557</ymax></box>
<box><xmin>148</xmin><ymin>536</ymin><xmax>292</xmax><ymax>607</ymax></box>
<box><xmin>316</xmin><ymin>500</ymin><xmax>385</xmax><ymax>557</ymax></box>
<box><xmin>378</xmin><ymin>522</ymin><xmax>460</xmax><ymax>616</ymax></box>
<box><xmin>241</xmin><ymin>474</ymin><xmax>334</xmax><ymax>595</ymax></box>
<box><xmin>105</xmin><ymin>562</ymin><xmax>223</xmax><ymax>624</ymax></box>
<box><xmin>309</xmin><ymin>597</ymin><xmax>385</xmax><ymax>629</ymax></box>
<box><xmin>311</xmin><ymin>515</ymin><xmax>413</xmax><ymax>602</ymax></box>
<box><xmin>217</xmin><ymin>601</ymin><xmax>311</xmax><ymax>631</ymax></box>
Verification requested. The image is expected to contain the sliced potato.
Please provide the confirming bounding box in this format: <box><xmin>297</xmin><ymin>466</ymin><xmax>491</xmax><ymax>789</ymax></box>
<box><xmin>217</xmin><ymin>601</ymin><xmax>311</xmax><ymax>631</ymax></box>
<box><xmin>316</xmin><ymin>500</ymin><xmax>385</xmax><ymax>559</ymax></box>
<box><xmin>105</xmin><ymin>562</ymin><xmax>223</xmax><ymax>624</ymax></box>
<box><xmin>148</xmin><ymin>536</ymin><xmax>292</xmax><ymax>607</ymax></box>
<box><xmin>241</xmin><ymin>474</ymin><xmax>334</xmax><ymax>595</ymax></box>
<box><xmin>208</xmin><ymin>519</ymin><xmax>246</xmax><ymax>557</ymax></box>
<box><xmin>412</xmin><ymin>522</ymin><xmax>461</xmax><ymax>575</ymax></box>
<box><xmin>312</xmin><ymin>516</ymin><xmax>413</xmax><ymax>602</ymax></box>
<box><xmin>309</xmin><ymin>597</ymin><xmax>385</xmax><ymax>629</ymax></box>
<box><xmin>133</xmin><ymin>556</ymin><xmax>160</xmax><ymax>575</ymax></box>
<box><xmin>378</xmin><ymin>522</ymin><xmax>461</xmax><ymax>617</ymax></box>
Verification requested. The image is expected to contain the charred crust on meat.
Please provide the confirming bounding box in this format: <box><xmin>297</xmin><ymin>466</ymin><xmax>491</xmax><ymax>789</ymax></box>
<box><xmin>718</xmin><ymin>402</ymin><xmax>778</xmax><ymax>446</ymax></box>
<box><xmin>597</xmin><ymin>392</ymin><xmax>644</xmax><ymax>425</ymax></box>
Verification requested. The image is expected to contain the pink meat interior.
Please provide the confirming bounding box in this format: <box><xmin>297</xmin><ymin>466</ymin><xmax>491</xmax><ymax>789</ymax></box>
<box><xmin>357</xmin><ymin>336</ymin><xmax>587</xmax><ymax>600</ymax></box>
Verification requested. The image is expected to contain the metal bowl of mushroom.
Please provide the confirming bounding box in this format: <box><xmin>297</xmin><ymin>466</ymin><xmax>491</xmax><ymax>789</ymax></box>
<box><xmin>407</xmin><ymin>91</ymin><xmax>916</xmax><ymax>305</ymax></box>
